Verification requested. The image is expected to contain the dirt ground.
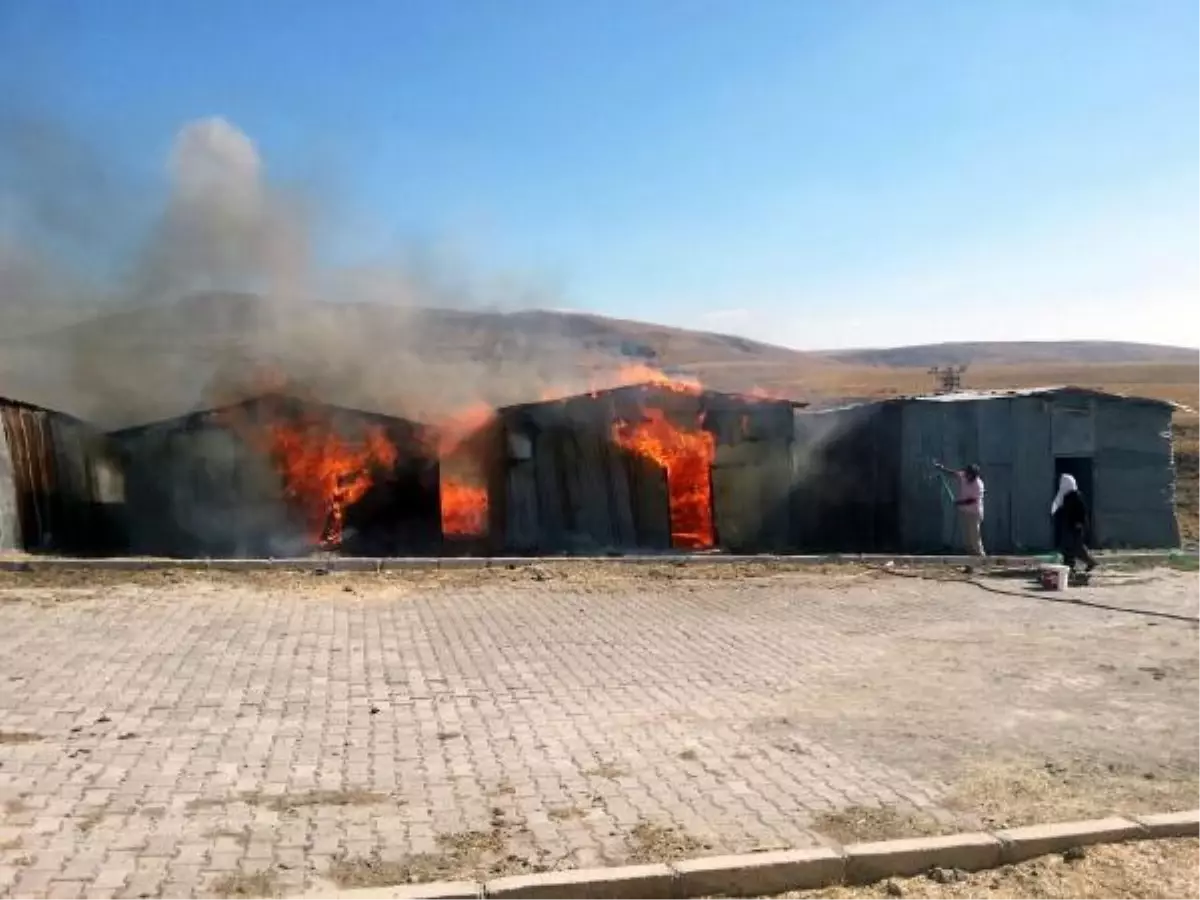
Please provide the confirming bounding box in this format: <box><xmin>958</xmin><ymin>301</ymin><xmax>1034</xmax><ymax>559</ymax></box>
<box><xmin>788</xmin><ymin>838</ymin><xmax>1199</xmax><ymax>900</ymax></box>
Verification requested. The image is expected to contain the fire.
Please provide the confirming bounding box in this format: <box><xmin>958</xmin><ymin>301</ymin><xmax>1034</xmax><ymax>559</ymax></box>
<box><xmin>534</xmin><ymin>363</ymin><xmax>702</xmax><ymax>405</ymax></box>
<box><xmin>260</xmin><ymin>415</ymin><xmax>398</xmax><ymax>548</ymax></box>
<box><xmin>435</xmin><ymin>402</ymin><xmax>494</xmax><ymax>539</ymax></box>
<box><xmin>612</xmin><ymin>363</ymin><xmax>701</xmax><ymax>394</ymax></box>
<box><xmin>612</xmin><ymin>407</ymin><xmax>716</xmax><ymax>549</ymax></box>
<box><xmin>441</xmin><ymin>481</ymin><xmax>489</xmax><ymax>537</ymax></box>
<box><xmin>748</xmin><ymin>385</ymin><xmax>785</xmax><ymax>400</ymax></box>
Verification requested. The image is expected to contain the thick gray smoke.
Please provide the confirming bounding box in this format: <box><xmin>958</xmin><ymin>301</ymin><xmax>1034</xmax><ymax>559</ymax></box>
<box><xmin>0</xmin><ymin>115</ymin><xmax>610</xmax><ymax>429</ymax></box>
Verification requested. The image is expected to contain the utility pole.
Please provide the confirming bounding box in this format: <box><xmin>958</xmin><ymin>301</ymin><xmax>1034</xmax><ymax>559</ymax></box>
<box><xmin>927</xmin><ymin>365</ymin><xmax>967</xmax><ymax>394</ymax></box>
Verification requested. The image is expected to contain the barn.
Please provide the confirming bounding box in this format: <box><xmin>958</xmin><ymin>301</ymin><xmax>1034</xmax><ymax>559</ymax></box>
<box><xmin>0</xmin><ymin>396</ymin><xmax>126</xmax><ymax>555</ymax></box>
<box><xmin>791</xmin><ymin>387</ymin><xmax>1180</xmax><ymax>553</ymax></box>
<box><xmin>484</xmin><ymin>383</ymin><xmax>802</xmax><ymax>554</ymax></box>
<box><xmin>110</xmin><ymin>394</ymin><xmax>442</xmax><ymax>557</ymax></box>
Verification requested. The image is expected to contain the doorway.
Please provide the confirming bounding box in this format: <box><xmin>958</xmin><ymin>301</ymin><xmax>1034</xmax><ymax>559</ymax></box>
<box><xmin>1054</xmin><ymin>456</ymin><xmax>1094</xmax><ymax>545</ymax></box>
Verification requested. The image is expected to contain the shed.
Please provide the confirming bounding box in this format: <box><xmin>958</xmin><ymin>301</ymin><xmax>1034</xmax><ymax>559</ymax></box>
<box><xmin>110</xmin><ymin>394</ymin><xmax>441</xmax><ymax>557</ymax></box>
<box><xmin>792</xmin><ymin>387</ymin><xmax>1180</xmax><ymax>553</ymax></box>
<box><xmin>486</xmin><ymin>384</ymin><xmax>801</xmax><ymax>554</ymax></box>
<box><xmin>0</xmin><ymin>396</ymin><xmax>126</xmax><ymax>555</ymax></box>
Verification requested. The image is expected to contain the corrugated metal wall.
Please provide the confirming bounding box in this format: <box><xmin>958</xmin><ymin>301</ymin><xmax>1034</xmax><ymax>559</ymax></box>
<box><xmin>792</xmin><ymin>403</ymin><xmax>902</xmax><ymax>552</ymax></box>
<box><xmin>0</xmin><ymin>400</ymin><xmax>126</xmax><ymax>554</ymax></box>
<box><xmin>113</xmin><ymin>398</ymin><xmax>442</xmax><ymax>558</ymax></box>
<box><xmin>1092</xmin><ymin>398</ymin><xmax>1178</xmax><ymax>548</ymax></box>
<box><xmin>907</xmin><ymin>393</ymin><xmax>1179</xmax><ymax>552</ymax></box>
<box><xmin>1010</xmin><ymin>397</ymin><xmax>1054</xmax><ymax>550</ymax></box>
<box><xmin>494</xmin><ymin>388</ymin><xmax>795</xmax><ymax>555</ymax></box>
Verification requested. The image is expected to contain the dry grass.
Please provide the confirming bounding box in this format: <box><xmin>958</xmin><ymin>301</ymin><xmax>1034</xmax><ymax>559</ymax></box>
<box><xmin>207</xmin><ymin>869</ymin><xmax>278</xmax><ymax>899</ymax></box>
<box><xmin>1173</xmin><ymin>421</ymin><xmax>1198</xmax><ymax>544</ymax></box>
<box><xmin>327</xmin><ymin>827</ymin><xmax>535</xmax><ymax>888</ymax></box>
<box><xmin>788</xmin><ymin>838</ymin><xmax>1199</xmax><ymax>899</ymax></box>
<box><xmin>584</xmin><ymin>760</ymin><xmax>631</xmax><ymax>780</ymax></box>
<box><xmin>626</xmin><ymin>821</ymin><xmax>706</xmax><ymax>864</ymax></box>
<box><xmin>808</xmin><ymin>759</ymin><xmax>1199</xmax><ymax>846</ymax></box>
<box><xmin>809</xmin><ymin>806</ymin><xmax>947</xmax><ymax>845</ymax></box>
<box><xmin>0</xmin><ymin>732</ymin><xmax>41</xmax><ymax>744</ymax></box>
<box><xmin>187</xmin><ymin>788</ymin><xmax>395</xmax><ymax>815</ymax></box>
<box><xmin>250</xmin><ymin>788</ymin><xmax>393</xmax><ymax>813</ymax></box>
<box><xmin>945</xmin><ymin>758</ymin><xmax>1200</xmax><ymax>830</ymax></box>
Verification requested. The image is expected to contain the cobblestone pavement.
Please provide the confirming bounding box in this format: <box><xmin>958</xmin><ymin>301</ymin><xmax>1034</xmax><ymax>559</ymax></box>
<box><xmin>0</xmin><ymin>564</ymin><xmax>1195</xmax><ymax>898</ymax></box>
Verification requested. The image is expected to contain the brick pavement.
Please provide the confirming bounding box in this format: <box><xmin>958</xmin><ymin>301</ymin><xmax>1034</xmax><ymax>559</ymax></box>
<box><xmin>0</xmin><ymin>565</ymin><xmax>1195</xmax><ymax>898</ymax></box>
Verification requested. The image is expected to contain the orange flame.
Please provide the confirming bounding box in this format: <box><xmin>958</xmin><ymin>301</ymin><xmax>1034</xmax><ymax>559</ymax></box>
<box><xmin>612</xmin><ymin>363</ymin><xmax>702</xmax><ymax>393</ymax></box>
<box><xmin>259</xmin><ymin>416</ymin><xmax>398</xmax><ymax>548</ymax></box>
<box><xmin>538</xmin><ymin>364</ymin><xmax>701</xmax><ymax>403</ymax></box>
<box><xmin>613</xmin><ymin>407</ymin><xmax>715</xmax><ymax>549</ymax></box>
<box><xmin>441</xmin><ymin>481</ymin><xmax>489</xmax><ymax>537</ymax></box>
<box><xmin>747</xmin><ymin>385</ymin><xmax>786</xmax><ymax>400</ymax></box>
<box><xmin>435</xmin><ymin>402</ymin><xmax>494</xmax><ymax>539</ymax></box>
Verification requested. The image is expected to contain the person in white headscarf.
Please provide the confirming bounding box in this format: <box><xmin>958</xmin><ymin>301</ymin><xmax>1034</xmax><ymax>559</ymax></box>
<box><xmin>1052</xmin><ymin>474</ymin><xmax>1095</xmax><ymax>572</ymax></box>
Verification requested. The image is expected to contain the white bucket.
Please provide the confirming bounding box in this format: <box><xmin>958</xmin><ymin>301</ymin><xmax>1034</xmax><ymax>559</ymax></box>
<box><xmin>1040</xmin><ymin>564</ymin><xmax>1070</xmax><ymax>591</ymax></box>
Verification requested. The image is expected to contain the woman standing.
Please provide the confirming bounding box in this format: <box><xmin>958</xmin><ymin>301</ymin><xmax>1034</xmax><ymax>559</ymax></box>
<box><xmin>1052</xmin><ymin>474</ymin><xmax>1096</xmax><ymax>572</ymax></box>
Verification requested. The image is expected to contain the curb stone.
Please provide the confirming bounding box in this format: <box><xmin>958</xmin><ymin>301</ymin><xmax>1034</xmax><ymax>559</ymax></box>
<box><xmin>282</xmin><ymin>810</ymin><xmax>1198</xmax><ymax>899</ymax></box>
<box><xmin>672</xmin><ymin>847</ymin><xmax>844</xmax><ymax>896</ymax></box>
<box><xmin>993</xmin><ymin>816</ymin><xmax>1147</xmax><ymax>864</ymax></box>
<box><xmin>1134</xmin><ymin>810</ymin><xmax>1200</xmax><ymax>838</ymax></box>
<box><xmin>844</xmin><ymin>833</ymin><xmax>1002</xmax><ymax>884</ymax></box>
<box><xmin>485</xmin><ymin>863</ymin><xmax>674</xmax><ymax>898</ymax></box>
<box><xmin>307</xmin><ymin>882</ymin><xmax>480</xmax><ymax>899</ymax></box>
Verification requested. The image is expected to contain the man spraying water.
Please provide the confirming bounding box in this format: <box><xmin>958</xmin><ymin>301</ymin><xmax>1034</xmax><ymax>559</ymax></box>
<box><xmin>934</xmin><ymin>461</ymin><xmax>986</xmax><ymax>557</ymax></box>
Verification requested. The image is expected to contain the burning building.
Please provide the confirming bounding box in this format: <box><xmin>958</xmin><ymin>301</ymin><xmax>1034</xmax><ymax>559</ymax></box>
<box><xmin>791</xmin><ymin>387</ymin><xmax>1182</xmax><ymax>553</ymax></box>
<box><xmin>481</xmin><ymin>383</ymin><xmax>802</xmax><ymax>554</ymax></box>
<box><xmin>110</xmin><ymin>394</ymin><xmax>441</xmax><ymax>557</ymax></box>
<box><xmin>0</xmin><ymin>396</ymin><xmax>126</xmax><ymax>555</ymax></box>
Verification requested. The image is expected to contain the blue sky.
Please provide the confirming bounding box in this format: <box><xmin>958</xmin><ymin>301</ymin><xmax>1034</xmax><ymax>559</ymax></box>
<box><xmin>3</xmin><ymin>0</ymin><xmax>1197</xmax><ymax>349</ymax></box>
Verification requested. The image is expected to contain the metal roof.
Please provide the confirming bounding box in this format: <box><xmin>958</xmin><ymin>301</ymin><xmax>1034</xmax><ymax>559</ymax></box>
<box><xmin>802</xmin><ymin>386</ymin><xmax>1186</xmax><ymax>414</ymax></box>
<box><xmin>907</xmin><ymin>386</ymin><xmax>1184</xmax><ymax>410</ymax></box>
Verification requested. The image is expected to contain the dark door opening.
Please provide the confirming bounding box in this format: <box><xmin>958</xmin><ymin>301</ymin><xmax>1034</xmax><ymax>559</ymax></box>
<box><xmin>1054</xmin><ymin>456</ymin><xmax>1094</xmax><ymax>545</ymax></box>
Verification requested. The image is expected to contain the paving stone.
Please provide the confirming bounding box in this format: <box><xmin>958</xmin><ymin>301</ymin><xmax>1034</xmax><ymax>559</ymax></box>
<box><xmin>0</xmin><ymin>567</ymin><xmax>1193</xmax><ymax>897</ymax></box>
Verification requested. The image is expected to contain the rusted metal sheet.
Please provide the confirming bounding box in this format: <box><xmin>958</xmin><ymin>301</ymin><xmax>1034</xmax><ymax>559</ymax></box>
<box><xmin>0</xmin><ymin>415</ymin><xmax>18</xmax><ymax>552</ymax></box>
<box><xmin>1</xmin><ymin>399</ymin><xmax>125</xmax><ymax>554</ymax></box>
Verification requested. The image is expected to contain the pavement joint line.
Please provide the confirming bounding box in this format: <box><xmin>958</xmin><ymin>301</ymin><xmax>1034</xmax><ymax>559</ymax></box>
<box><xmin>0</xmin><ymin>551</ymin><xmax>1189</xmax><ymax>573</ymax></box>
<box><xmin>288</xmin><ymin>810</ymin><xmax>1198</xmax><ymax>899</ymax></box>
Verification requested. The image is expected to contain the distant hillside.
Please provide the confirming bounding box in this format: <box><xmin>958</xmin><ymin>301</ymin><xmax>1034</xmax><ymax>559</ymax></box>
<box><xmin>0</xmin><ymin>293</ymin><xmax>1194</xmax><ymax>428</ymax></box>
<box><xmin>819</xmin><ymin>341</ymin><xmax>1198</xmax><ymax>368</ymax></box>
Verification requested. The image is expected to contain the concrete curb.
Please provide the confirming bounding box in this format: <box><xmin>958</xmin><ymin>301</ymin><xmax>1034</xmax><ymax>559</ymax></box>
<box><xmin>287</xmin><ymin>810</ymin><xmax>1198</xmax><ymax>899</ymax></box>
<box><xmin>2</xmin><ymin>551</ymin><xmax>1190</xmax><ymax>573</ymax></box>
<box><xmin>844</xmin><ymin>832</ymin><xmax>1002</xmax><ymax>884</ymax></box>
<box><xmin>993</xmin><ymin>816</ymin><xmax>1146</xmax><ymax>864</ymax></box>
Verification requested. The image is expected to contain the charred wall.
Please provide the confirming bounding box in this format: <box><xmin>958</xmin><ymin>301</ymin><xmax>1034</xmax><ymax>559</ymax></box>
<box><xmin>0</xmin><ymin>397</ymin><xmax>126</xmax><ymax>555</ymax></box>
<box><xmin>791</xmin><ymin>403</ymin><xmax>903</xmax><ymax>553</ymax></box>
<box><xmin>110</xmin><ymin>395</ymin><xmax>441</xmax><ymax>558</ymax></box>
<box><xmin>489</xmin><ymin>386</ymin><xmax>795</xmax><ymax>554</ymax></box>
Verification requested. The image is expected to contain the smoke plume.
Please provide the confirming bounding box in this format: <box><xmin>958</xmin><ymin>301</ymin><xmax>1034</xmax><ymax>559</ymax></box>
<box><xmin>0</xmin><ymin>114</ymin><xmax>616</xmax><ymax>428</ymax></box>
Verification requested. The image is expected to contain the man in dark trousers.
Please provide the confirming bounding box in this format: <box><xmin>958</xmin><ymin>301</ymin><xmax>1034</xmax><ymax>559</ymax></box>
<box><xmin>1052</xmin><ymin>474</ymin><xmax>1097</xmax><ymax>572</ymax></box>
